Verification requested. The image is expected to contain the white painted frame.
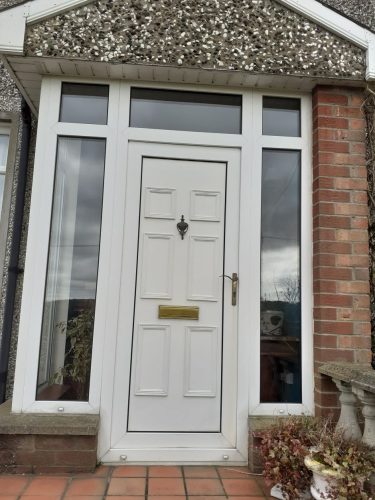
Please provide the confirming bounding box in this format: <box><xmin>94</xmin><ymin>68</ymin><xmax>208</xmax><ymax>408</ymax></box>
<box><xmin>101</xmin><ymin>141</ymin><xmax>243</xmax><ymax>463</ymax></box>
<box><xmin>11</xmin><ymin>77</ymin><xmax>313</xmax><ymax>456</ymax></box>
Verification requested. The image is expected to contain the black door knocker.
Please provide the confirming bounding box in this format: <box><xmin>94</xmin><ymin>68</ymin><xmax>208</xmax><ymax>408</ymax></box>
<box><xmin>177</xmin><ymin>215</ymin><xmax>189</xmax><ymax>240</ymax></box>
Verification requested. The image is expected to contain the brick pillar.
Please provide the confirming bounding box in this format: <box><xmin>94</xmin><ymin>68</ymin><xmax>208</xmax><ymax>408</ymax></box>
<box><xmin>312</xmin><ymin>86</ymin><xmax>371</xmax><ymax>417</ymax></box>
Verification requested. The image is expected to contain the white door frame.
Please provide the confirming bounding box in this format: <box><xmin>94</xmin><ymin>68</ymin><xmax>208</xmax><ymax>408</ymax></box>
<box><xmin>100</xmin><ymin>141</ymin><xmax>244</xmax><ymax>463</ymax></box>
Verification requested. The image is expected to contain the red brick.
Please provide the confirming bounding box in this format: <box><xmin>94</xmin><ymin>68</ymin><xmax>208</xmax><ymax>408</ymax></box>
<box><xmin>316</xmin><ymin>165</ymin><xmax>350</xmax><ymax>177</ymax></box>
<box><xmin>312</xmin><ymin>177</ymin><xmax>335</xmax><ymax>190</ymax></box>
<box><xmin>337</xmin><ymin>281</ymin><xmax>369</xmax><ymax>294</ymax></box>
<box><xmin>355</xmin><ymin>350</ymin><xmax>372</xmax><ymax>363</ymax></box>
<box><xmin>335</xmin><ymin>178</ymin><xmax>367</xmax><ymax>190</ymax></box>
<box><xmin>351</xmin><ymin>142</ymin><xmax>366</xmax><ymax>154</ymax></box>
<box><xmin>338</xmin><ymin>336</ymin><xmax>370</xmax><ymax>349</ymax></box>
<box><xmin>314</xmin><ymin>321</ymin><xmax>353</xmax><ymax>335</ymax></box>
<box><xmin>315</xmin><ymin>93</ymin><xmax>349</xmax><ymax>105</ymax></box>
<box><xmin>314</xmin><ymin>348</ymin><xmax>354</xmax><ymax>363</ymax></box>
<box><xmin>336</xmin><ymin>229</ymin><xmax>368</xmax><ymax>241</ymax></box>
<box><xmin>315</xmin><ymin>294</ymin><xmax>353</xmax><ymax>307</ymax></box>
<box><xmin>353</xmin><ymin>242</ymin><xmax>369</xmax><ymax>255</ymax></box>
<box><xmin>350</xmin><ymin>166</ymin><xmax>367</xmax><ymax>178</ymax></box>
<box><xmin>317</xmin><ymin>116</ymin><xmax>349</xmax><ymax>129</ymax></box>
<box><xmin>355</xmin><ymin>268</ymin><xmax>370</xmax><ymax>280</ymax></box>
<box><xmin>313</xmin><ymin>307</ymin><xmax>337</xmax><ymax>320</ymax></box>
<box><xmin>314</xmin><ymin>189</ymin><xmax>350</xmax><ymax>203</ymax></box>
<box><xmin>315</xmin><ymin>391</ymin><xmax>340</xmax><ymax>407</ymax></box>
<box><xmin>313</xmin><ymin>229</ymin><xmax>336</xmax><ymax>242</ymax></box>
<box><xmin>351</xmin><ymin>217</ymin><xmax>368</xmax><ymax>229</ymax></box>
<box><xmin>350</xmin><ymin>118</ymin><xmax>365</xmax><ymax>130</ymax></box>
<box><xmin>314</xmin><ymin>375</ymin><xmax>338</xmax><ymax>393</ymax></box>
<box><xmin>350</xmin><ymin>94</ymin><xmax>364</xmax><ymax>106</ymax></box>
<box><xmin>354</xmin><ymin>322</ymin><xmax>372</xmax><ymax>336</ymax></box>
<box><xmin>313</xmin><ymin>280</ymin><xmax>336</xmax><ymax>293</ymax></box>
<box><xmin>313</xmin><ymin>203</ymin><xmax>335</xmax><ymax>217</ymax></box>
<box><xmin>319</xmin><ymin>141</ymin><xmax>349</xmax><ymax>153</ymax></box>
<box><xmin>314</xmin><ymin>335</ymin><xmax>337</xmax><ymax>348</ymax></box>
<box><xmin>315</xmin><ymin>215</ymin><xmax>351</xmax><ymax>229</ymax></box>
<box><xmin>336</xmin><ymin>254</ymin><xmax>369</xmax><ymax>267</ymax></box>
<box><xmin>335</xmin><ymin>203</ymin><xmax>368</xmax><ymax>216</ymax></box>
<box><xmin>314</xmin><ymin>267</ymin><xmax>352</xmax><ymax>281</ymax></box>
<box><xmin>314</xmin><ymin>241</ymin><xmax>351</xmax><ymax>254</ymax></box>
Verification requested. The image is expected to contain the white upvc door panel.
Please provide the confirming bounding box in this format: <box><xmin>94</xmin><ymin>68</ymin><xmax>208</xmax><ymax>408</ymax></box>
<box><xmin>105</xmin><ymin>141</ymin><xmax>243</xmax><ymax>462</ymax></box>
<box><xmin>128</xmin><ymin>157</ymin><xmax>226</xmax><ymax>432</ymax></box>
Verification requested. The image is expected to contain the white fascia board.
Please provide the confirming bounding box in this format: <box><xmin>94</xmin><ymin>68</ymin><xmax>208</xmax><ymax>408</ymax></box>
<box><xmin>0</xmin><ymin>0</ymin><xmax>375</xmax><ymax>79</ymax></box>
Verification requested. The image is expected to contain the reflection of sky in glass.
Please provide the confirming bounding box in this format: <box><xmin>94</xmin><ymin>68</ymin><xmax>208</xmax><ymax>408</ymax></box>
<box><xmin>45</xmin><ymin>137</ymin><xmax>106</xmax><ymax>301</ymax></box>
<box><xmin>261</xmin><ymin>150</ymin><xmax>300</xmax><ymax>301</ymax></box>
<box><xmin>130</xmin><ymin>89</ymin><xmax>242</xmax><ymax>134</ymax></box>
<box><xmin>0</xmin><ymin>134</ymin><xmax>9</xmax><ymax>167</ymax></box>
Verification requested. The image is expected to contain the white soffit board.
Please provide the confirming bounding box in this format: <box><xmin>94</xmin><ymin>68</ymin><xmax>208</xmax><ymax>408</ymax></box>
<box><xmin>0</xmin><ymin>0</ymin><xmax>374</xmax><ymax>79</ymax></box>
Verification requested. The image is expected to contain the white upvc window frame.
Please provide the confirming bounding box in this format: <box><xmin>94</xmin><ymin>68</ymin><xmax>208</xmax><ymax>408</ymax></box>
<box><xmin>12</xmin><ymin>77</ymin><xmax>313</xmax><ymax>418</ymax></box>
<box><xmin>0</xmin><ymin>126</ymin><xmax>10</xmax><ymax>213</ymax></box>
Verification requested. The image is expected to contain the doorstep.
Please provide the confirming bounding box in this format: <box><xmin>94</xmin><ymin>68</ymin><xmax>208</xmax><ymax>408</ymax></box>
<box><xmin>0</xmin><ymin>400</ymin><xmax>99</xmax><ymax>474</ymax></box>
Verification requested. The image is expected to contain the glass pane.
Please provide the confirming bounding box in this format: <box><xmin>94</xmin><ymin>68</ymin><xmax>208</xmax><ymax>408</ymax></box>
<box><xmin>60</xmin><ymin>83</ymin><xmax>109</xmax><ymax>125</ymax></box>
<box><xmin>263</xmin><ymin>97</ymin><xmax>301</xmax><ymax>137</ymax></box>
<box><xmin>0</xmin><ymin>134</ymin><xmax>9</xmax><ymax>168</ymax></box>
<box><xmin>260</xmin><ymin>149</ymin><xmax>301</xmax><ymax>404</ymax></box>
<box><xmin>130</xmin><ymin>88</ymin><xmax>242</xmax><ymax>134</ymax></box>
<box><xmin>37</xmin><ymin>137</ymin><xmax>106</xmax><ymax>401</ymax></box>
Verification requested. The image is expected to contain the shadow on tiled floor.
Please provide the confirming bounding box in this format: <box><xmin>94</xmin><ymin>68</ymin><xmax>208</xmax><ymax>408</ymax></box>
<box><xmin>0</xmin><ymin>465</ymin><xmax>273</xmax><ymax>499</ymax></box>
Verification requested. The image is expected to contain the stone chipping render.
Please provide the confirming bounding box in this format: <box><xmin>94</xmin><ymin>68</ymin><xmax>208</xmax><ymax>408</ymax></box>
<box><xmin>319</xmin><ymin>0</ymin><xmax>375</xmax><ymax>33</ymax></box>
<box><xmin>25</xmin><ymin>0</ymin><xmax>366</xmax><ymax>79</ymax></box>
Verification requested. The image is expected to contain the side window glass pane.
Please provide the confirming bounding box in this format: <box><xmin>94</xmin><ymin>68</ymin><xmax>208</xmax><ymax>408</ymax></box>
<box><xmin>37</xmin><ymin>137</ymin><xmax>106</xmax><ymax>401</ymax></box>
<box><xmin>260</xmin><ymin>149</ymin><xmax>301</xmax><ymax>404</ymax></box>
<box><xmin>263</xmin><ymin>97</ymin><xmax>301</xmax><ymax>137</ymax></box>
<box><xmin>130</xmin><ymin>88</ymin><xmax>242</xmax><ymax>134</ymax></box>
<box><xmin>0</xmin><ymin>133</ymin><xmax>10</xmax><ymax>215</ymax></box>
<box><xmin>60</xmin><ymin>83</ymin><xmax>109</xmax><ymax>125</ymax></box>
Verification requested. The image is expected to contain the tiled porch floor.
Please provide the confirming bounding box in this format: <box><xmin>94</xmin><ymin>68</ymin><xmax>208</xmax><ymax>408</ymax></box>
<box><xmin>0</xmin><ymin>466</ymin><xmax>272</xmax><ymax>499</ymax></box>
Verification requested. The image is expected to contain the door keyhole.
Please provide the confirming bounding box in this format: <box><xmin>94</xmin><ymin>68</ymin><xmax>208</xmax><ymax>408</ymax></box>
<box><xmin>177</xmin><ymin>215</ymin><xmax>189</xmax><ymax>240</ymax></box>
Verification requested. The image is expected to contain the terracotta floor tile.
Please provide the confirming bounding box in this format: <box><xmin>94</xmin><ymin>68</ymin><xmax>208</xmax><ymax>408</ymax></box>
<box><xmin>107</xmin><ymin>478</ymin><xmax>146</xmax><ymax>496</ymax></box>
<box><xmin>227</xmin><ymin>497</ymin><xmax>267</xmax><ymax>500</ymax></box>
<box><xmin>65</xmin><ymin>497</ymin><xmax>104</xmax><ymax>500</ymax></box>
<box><xmin>23</xmin><ymin>477</ymin><xmax>68</xmax><ymax>496</ymax></box>
<box><xmin>105</xmin><ymin>497</ymin><xmax>148</xmax><ymax>500</ymax></box>
<box><xmin>148</xmin><ymin>497</ymin><xmax>186</xmax><ymax>500</ymax></box>
<box><xmin>187</xmin><ymin>496</ymin><xmax>227</xmax><ymax>500</ymax></box>
<box><xmin>20</xmin><ymin>497</ymin><xmax>61</xmax><ymax>500</ymax></box>
<box><xmin>216</xmin><ymin>467</ymin><xmax>253</xmax><ymax>479</ymax></box>
<box><xmin>185</xmin><ymin>479</ymin><xmax>224</xmax><ymax>496</ymax></box>
<box><xmin>93</xmin><ymin>465</ymin><xmax>112</xmax><ymax>477</ymax></box>
<box><xmin>0</xmin><ymin>476</ymin><xmax>30</xmax><ymax>495</ymax></box>
<box><xmin>65</xmin><ymin>478</ymin><xmax>107</xmax><ymax>496</ymax></box>
<box><xmin>112</xmin><ymin>466</ymin><xmax>147</xmax><ymax>478</ymax></box>
<box><xmin>183</xmin><ymin>466</ymin><xmax>218</xmax><ymax>478</ymax></box>
<box><xmin>148</xmin><ymin>466</ymin><xmax>182</xmax><ymax>477</ymax></box>
<box><xmin>222</xmin><ymin>479</ymin><xmax>262</xmax><ymax>496</ymax></box>
<box><xmin>148</xmin><ymin>478</ymin><xmax>185</xmax><ymax>496</ymax></box>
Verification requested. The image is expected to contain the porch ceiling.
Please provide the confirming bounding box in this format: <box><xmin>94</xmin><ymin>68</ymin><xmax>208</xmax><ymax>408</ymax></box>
<box><xmin>3</xmin><ymin>55</ymin><xmax>367</xmax><ymax>116</ymax></box>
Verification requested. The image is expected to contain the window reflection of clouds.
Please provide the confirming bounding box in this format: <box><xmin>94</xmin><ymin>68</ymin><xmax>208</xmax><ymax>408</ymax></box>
<box><xmin>261</xmin><ymin>150</ymin><xmax>300</xmax><ymax>300</ymax></box>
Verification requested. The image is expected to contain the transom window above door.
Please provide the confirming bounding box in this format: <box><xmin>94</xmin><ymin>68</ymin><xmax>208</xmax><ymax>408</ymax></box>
<box><xmin>130</xmin><ymin>88</ymin><xmax>242</xmax><ymax>134</ymax></box>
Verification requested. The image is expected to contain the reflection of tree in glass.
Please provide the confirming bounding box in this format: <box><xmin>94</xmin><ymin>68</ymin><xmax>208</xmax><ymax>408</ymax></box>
<box><xmin>52</xmin><ymin>307</ymin><xmax>94</xmax><ymax>400</ymax></box>
<box><xmin>278</xmin><ymin>275</ymin><xmax>300</xmax><ymax>304</ymax></box>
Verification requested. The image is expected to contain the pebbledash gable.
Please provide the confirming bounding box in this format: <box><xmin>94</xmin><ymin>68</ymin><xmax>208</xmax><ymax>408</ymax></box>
<box><xmin>25</xmin><ymin>0</ymin><xmax>366</xmax><ymax>80</ymax></box>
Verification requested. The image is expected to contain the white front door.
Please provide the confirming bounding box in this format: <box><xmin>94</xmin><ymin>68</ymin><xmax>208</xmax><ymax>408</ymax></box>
<box><xmin>128</xmin><ymin>157</ymin><xmax>226</xmax><ymax>432</ymax></box>
<box><xmin>105</xmin><ymin>142</ymin><xmax>244</xmax><ymax>462</ymax></box>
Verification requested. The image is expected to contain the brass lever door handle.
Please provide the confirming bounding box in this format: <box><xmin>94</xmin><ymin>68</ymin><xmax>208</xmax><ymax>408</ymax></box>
<box><xmin>221</xmin><ymin>273</ymin><xmax>239</xmax><ymax>306</ymax></box>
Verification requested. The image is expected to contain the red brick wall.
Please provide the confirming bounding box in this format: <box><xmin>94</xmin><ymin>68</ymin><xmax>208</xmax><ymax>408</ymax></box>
<box><xmin>312</xmin><ymin>85</ymin><xmax>371</xmax><ymax>417</ymax></box>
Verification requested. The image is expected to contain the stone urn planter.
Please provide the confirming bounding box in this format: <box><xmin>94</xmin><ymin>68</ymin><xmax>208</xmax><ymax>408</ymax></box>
<box><xmin>304</xmin><ymin>456</ymin><xmax>342</xmax><ymax>500</ymax></box>
<box><xmin>270</xmin><ymin>484</ymin><xmax>310</xmax><ymax>499</ymax></box>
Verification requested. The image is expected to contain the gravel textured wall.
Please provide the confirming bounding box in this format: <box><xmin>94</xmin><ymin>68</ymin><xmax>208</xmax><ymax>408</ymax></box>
<box><xmin>319</xmin><ymin>0</ymin><xmax>375</xmax><ymax>33</ymax></box>
<box><xmin>25</xmin><ymin>0</ymin><xmax>366</xmax><ymax>79</ymax></box>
